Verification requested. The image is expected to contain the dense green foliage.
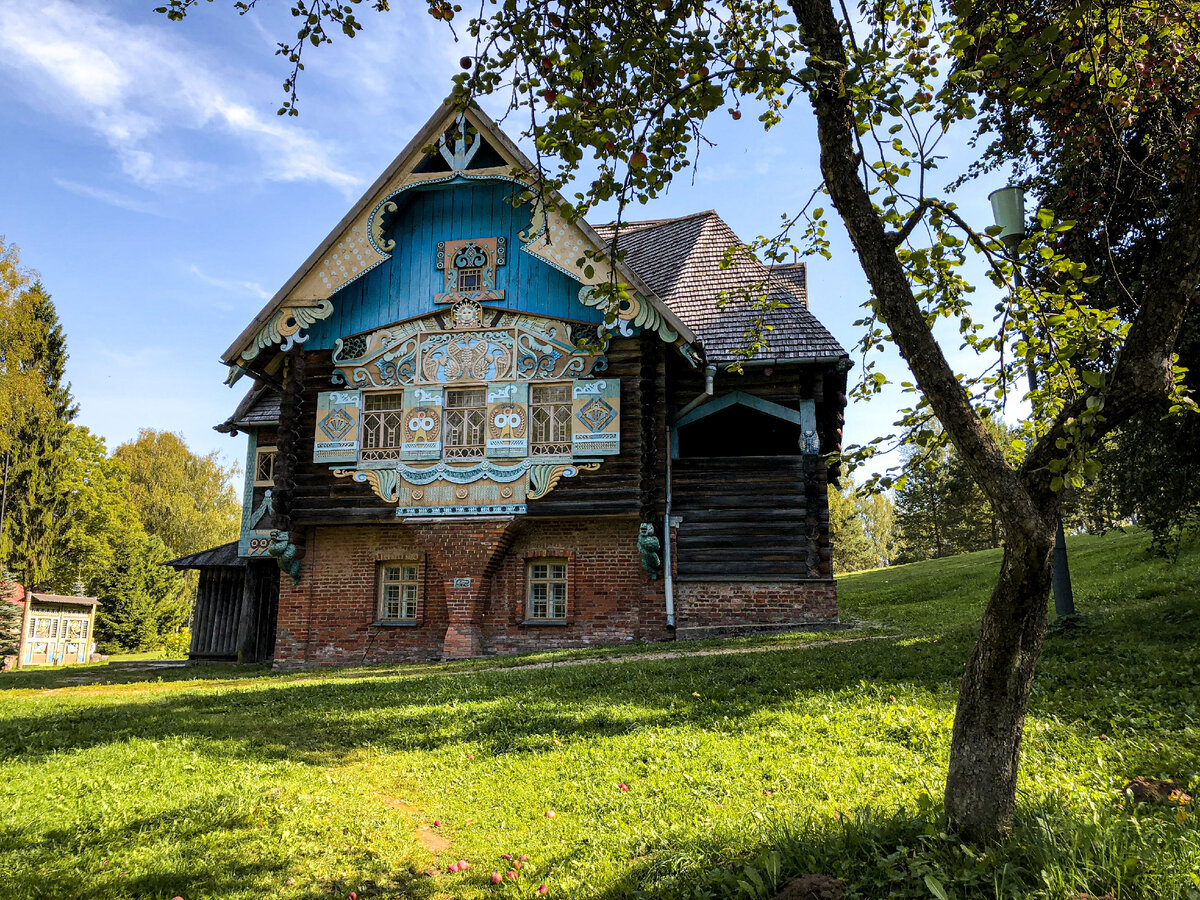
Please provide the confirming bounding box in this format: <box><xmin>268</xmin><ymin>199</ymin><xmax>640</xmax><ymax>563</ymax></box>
<box><xmin>0</xmin><ymin>571</ymin><xmax>21</xmax><ymax>657</ymax></box>
<box><xmin>828</xmin><ymin>477</ymin><xmax>898</xmax><ymax>573</ymax></box>
<box><xmin>1059</xmin><ymin>321</ymin><xmax>1200</xmax><ymax>553</ymax></box>
<box><xmin>0</xmin><ymin>241</ymin><xmax>234</xmax><ymax>651</ymax></box>
<box><xmin>894</xmin><ymin>442</ymin><xmax>1000</xmax><ymax>564</ymax></box>
<box><xmin>967</xmin><ymin>0</ymin><xmax>1200</xmax><ymax>555</ymax></box>
<box><xmin>113</xmin><ymin>429</ymin><xmax>240</xmax><ymax>558</ymax></box>
<box><xmin>1</xmin><ymin>529</ymin><xmax>1196</xmax><ymax>899</ymax></box>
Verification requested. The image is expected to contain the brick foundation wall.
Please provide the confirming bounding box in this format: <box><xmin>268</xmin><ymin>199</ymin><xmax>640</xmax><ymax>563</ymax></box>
<box><xmin>273</xmin><ymin>517</ymin><xmax>674</xmax><ymax>667</ymax></box>
<box><xmin>673</xmin><ymin>579</ymin><xmax>838</xmax><ymax>634</ymax></box>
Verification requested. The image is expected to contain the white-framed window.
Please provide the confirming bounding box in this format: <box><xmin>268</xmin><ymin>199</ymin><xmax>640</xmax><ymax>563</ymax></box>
<box><xmin>254</xmin><ymin>446</ymin><xmax>277</xmax><ymax>486</ymax></box>
<box><xmin>530</xmin><ymin>383</ymin><xmax>573</xmax><ymax>456</ymax></box>
<box><xmin>378</xmin><ymin>562</ymin><xmax>420</xmax><ymax>622</ymax></box>
<box><xmin>444</xmin><ymin>387</ymin><xmax>486</xmax><ymax>458</ymax></box>
<box><xmin>526</xmin><ymin>558</ymin><xmax>568</xmax><ymax>621</ymax></box>
<box><xmin>362</xmin><ymin>392</ymin><xmax>405</xmax><ymax>460</ymax></box>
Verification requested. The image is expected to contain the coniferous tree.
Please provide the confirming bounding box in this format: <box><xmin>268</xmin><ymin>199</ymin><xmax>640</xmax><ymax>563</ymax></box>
<box><xmin>93</xmin><ymin>530</ymin><xmax>185</xmax><ymax>652</ymax></box>
<box><xmin>0</xmin><ymin>274</ymin><xmax>77</xmax><ymax>586</ymax></box>
<box><xmin>0</xmin><ymin>569</ymin><xmax>22</xmax><ymax>658</ymax></box>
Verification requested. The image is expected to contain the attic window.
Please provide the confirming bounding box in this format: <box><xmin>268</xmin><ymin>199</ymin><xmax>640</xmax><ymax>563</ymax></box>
<box><xmin>457</xmin><ymin>267</ymin><xmax>482</xmax><ymax>293</ymax></box>
<box><xmin>435</xmin><ymin>238</ymin><xmax>506</xmax><ymax>305</ymax></box>
<box><xmin>254</xmin><ymin>446</ymin><xmax>277</xmax><ymax>486</ymax></box>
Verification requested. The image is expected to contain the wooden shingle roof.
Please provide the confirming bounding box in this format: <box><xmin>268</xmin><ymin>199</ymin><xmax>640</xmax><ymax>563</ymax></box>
<box><xmin>595</xmin><ymin>211</ymin><xmax>847</xmax><ymax>363</ymax></box>
<box><xmin>216</xmin><ymin>383</ymin><xmax>281</xmax><ymax>434</ymax></box>
<box><xmin>165</xmin><ymin>542</ymin><xmax>245</xmax><ymax>570</ymax></box>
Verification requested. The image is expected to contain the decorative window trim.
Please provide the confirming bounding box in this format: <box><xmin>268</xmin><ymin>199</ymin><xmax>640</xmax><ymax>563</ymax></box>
<box><xmin>253</xmin><ymin>446</ymin><xmax>277</xmax><ymax>487</ymax></box>
<box><xmin>522</xmin><ymin>553</ymin><xmax>573</xmax><ymax>625</ymax></box>
<box><xmin>435</xmin><ymin>237</ymin><xmax>506</xmax><ymax>305</ymax></box>
<box><xmin>376</xmin><ymin>560</ymin><xmax>421</xmax><ymax>624</ymax></box>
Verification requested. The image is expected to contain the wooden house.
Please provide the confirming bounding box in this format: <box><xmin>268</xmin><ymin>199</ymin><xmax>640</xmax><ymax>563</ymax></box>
<box><xmin>176</xmin><ymin>105</ymin><xmax>850</xmax><ymax>667</ymax></box>
<box><xmin>7</xmin><ymin>585</ymin><xmax>101</xmax><ymax>667</ymax></box>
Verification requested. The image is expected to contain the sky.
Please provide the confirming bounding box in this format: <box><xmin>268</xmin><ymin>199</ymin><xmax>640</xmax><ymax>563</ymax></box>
<box><xmin>0</xmin><ymin>0</ymin><xmax>1014</xmax><ymax>479</ymax></box>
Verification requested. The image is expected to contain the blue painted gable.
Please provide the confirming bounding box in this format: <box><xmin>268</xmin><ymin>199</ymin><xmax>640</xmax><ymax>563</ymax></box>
<box><xmin>304</xmin><ymin>179</ymin><xmax>601</xmax><ymax>348</ymax></box>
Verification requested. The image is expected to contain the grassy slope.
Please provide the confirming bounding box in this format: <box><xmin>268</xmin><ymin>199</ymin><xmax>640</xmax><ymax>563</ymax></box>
<box><xmin>1</xmin><ymin>530</ymin><xmax>1197</xmax><ymax>900</ymax></box>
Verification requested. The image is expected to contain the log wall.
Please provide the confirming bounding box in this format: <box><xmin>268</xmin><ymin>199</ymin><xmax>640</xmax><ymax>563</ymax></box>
<box><xmin>189</xmin><ymin>567</ymin><xmax>245</xmax><ymax>660</ymax></box>
<box><xmin>671</xmin><ymin>456</ymin><xmax>831</xmax><ymax>581</ymax></box>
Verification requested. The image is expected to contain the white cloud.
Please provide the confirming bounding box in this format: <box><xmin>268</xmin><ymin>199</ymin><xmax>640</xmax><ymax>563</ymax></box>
<box><xmin>189</xmin><ymin>265</ymin><xmax>272</xmax><ymax>300</ymax></box>
<box><xmin>53</xmin><ymin>177</ymin><xmax>166</xmax><ymax>215</ymax></box>
<box><xmin>0</xmin><ymin>0</ymin><xmax>360</xmax><ymax>193</ymax></box>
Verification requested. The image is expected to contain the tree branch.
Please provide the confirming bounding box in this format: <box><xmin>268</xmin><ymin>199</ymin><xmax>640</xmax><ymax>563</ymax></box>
<box><xmin>790</xmin><ymin>0</ymin><xmax>1038</xmax><ymax>533</ymax></box>
<box><xmin>1022</xmin><ymin>124</ymin><xmax>1200</xmax><ymax>493</ymax></box>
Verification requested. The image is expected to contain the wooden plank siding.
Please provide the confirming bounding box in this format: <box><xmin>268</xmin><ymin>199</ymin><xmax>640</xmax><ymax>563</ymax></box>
<box><xmin>303</xmin><ymin>182</ymin><xmax>604</xmax><ymax>349</ymax></box>
<box><xmin>189</xmin><ymin>567</ymin><xmax>245</xmax><ymax>660</ymax></box>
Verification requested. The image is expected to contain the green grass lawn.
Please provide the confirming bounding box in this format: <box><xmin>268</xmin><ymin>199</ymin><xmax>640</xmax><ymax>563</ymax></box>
<box><xmin>2</xmin><ymin>529</ymin><xmax>1197</xmax><ymax>900</ymax></box>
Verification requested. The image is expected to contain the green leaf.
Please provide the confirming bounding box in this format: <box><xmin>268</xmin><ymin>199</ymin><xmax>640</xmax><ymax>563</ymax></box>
<box><xmin>925</xmin><ymin>874</ymin><xmax>950</xmax><ymax>900</ymax></box>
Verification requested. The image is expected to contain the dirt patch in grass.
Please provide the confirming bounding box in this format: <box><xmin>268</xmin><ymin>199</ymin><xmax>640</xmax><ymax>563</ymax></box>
<box><xmin>376</xmin><ymin>794</ymin><xmax>451</xmax><ymax>855</ymax></box>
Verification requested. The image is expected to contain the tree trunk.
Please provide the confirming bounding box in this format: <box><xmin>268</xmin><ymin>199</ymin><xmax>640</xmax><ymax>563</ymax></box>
<box><xmin>944</xmin><ymin>522</ymin><xmax>1054</xmax><ymax>841</ymax></box>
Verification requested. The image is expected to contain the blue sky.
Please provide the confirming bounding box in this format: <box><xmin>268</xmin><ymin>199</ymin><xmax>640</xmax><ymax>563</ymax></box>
<box><xmin>0</xmin><ymin>0</ymin><xmax>1012</xmax><ymax>478</ymax></box>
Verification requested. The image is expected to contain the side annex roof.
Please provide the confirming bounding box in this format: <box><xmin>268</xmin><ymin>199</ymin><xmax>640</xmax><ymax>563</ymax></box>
<box><xmin>595</xmin><ymin>211</ymin><xmax>847</xmax><ymax>363</ymax></box>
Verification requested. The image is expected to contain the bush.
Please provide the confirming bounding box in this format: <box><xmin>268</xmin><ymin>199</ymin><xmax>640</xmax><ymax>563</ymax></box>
<box><xmin>159</xmin><ymin>629</ymin><xmax>191</xmax><ymax>658</ymax></box>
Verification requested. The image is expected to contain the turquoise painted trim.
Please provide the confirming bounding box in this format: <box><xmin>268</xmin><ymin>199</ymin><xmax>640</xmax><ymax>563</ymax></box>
<box><xmin>237</xmin><ymin>430</ymin><xmax>258</xmax><ymax>557</ymax></box>
<box><xmin>672</xmin><ymin>391</ymin><xmax>807</xmax><ymax>428</ymax></box>
<box><xmin>397</xmin><ymin>504</ymin><xmax>526</xmax><ymax>517</ymax></box>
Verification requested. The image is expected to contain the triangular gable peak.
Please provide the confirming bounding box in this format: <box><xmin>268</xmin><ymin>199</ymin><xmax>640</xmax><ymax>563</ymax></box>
<box><xmin>223</xmin><ymin>105</ymin><xmax>697</xmax><ymax>381</ymax></box>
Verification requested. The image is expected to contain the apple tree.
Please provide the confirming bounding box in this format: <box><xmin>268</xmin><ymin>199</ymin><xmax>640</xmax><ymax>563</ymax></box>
<box><xmin>157</xmin><ymin>0</ymin><xmax>1200</xmax><ymax>841</ymax></box>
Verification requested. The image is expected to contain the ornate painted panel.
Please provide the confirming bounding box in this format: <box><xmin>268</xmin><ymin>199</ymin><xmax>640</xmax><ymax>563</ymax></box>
<box><xmin>239</xmin><ymin>428</ymin><xmax>279</xmax><ymax>558</ymax></box>
<box><xmin>400</xmin><ymin>386</ymin><xmax>444</xmax><ymax>461</ymax></box>
<box><xmin>571</xmin><ymin>379</ymin><xmax>621</xmax><ymax>455</ymax></box>
<box><xmin>330</xmin><ymin>312</ymin><xmax>606</xmax><ymax>389</ymax></box>
<box><xmin>486</xmin><ymin>382</ymin><xmax>528</xmax><ymax>458</ymax></box>
<box><xmin>313</xmin><ymin>391</ymin><xmax>362</xmax><ymax>464</ymax></box>
<box><xmin>435</xmin><ymin>237</ymin><xmax>506</xmax><ymax>305</ymax></box>
<box><xmin>320</xmin><ymin>310</ymin><xmax>616</xmax><ymax>516</ymax></box>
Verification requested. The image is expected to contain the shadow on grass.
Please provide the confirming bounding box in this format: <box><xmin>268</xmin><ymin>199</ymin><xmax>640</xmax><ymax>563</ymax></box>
<box><xmin>0</xmin><ymin>795</ymin><xmax>441</xmax><ymax>900</ymax></box>
<box><xmin>0</xmin><ymin>662</ymin><xmax>276</xmax><ymax>691</ymax></box>
<box><xmin>0</xmin><ymin>587</ymin><xmax>1195</xmax><ymax>773</ymax></box>
<box><xmin>576</xmin><ymin>793</ymin><xmax>1200</xmax><ymax>900</ymax></box>
<box><xmin>0</xmin><ymin>634</ymin><xmax>970</xmax><ymax>766</ymax></box>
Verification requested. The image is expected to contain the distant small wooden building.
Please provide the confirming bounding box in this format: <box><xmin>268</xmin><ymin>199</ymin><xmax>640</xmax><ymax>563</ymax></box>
<box><xmin>15</xmin><ymin>590</ymin><xmax>100</xmax><ymax>667</ymax></box>
<box><xmin>174</xmin><ymin>104</ymin><xmax>850</xmax><ymax>667</ymax></box>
